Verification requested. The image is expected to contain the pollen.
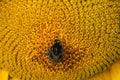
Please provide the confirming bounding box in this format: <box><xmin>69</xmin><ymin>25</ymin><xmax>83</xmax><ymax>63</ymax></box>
<box><xmin>0</xmin><ymin>0</ymin><xmax>120</xmax><ymax>80</ymax></box>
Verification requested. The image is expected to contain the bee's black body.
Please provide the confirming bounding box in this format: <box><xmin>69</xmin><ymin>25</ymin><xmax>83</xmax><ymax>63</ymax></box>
<box><xmin>48</xmin><ymin>39</ymin><xmax>64</xmax><ymax>62</ymax></box>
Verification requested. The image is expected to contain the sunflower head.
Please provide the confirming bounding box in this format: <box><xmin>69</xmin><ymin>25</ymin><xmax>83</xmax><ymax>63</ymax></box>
<box><xmin>0</xmin><ymin>0</ymin><xmax>120</xmax><ymax>80</ymax></box>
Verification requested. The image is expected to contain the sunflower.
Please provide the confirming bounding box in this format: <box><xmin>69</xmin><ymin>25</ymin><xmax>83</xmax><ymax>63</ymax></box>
<box><xmin>0</xmin><ymin>0</ymin><xmax>120</xmax><ymax>80</ymax></box>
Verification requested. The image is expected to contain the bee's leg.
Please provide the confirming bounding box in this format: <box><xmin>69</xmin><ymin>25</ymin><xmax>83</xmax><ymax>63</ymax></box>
<box><xmin>43</xmin><ymin>51</ymin><xmax>49</xmax><ymax>57</ymax></box>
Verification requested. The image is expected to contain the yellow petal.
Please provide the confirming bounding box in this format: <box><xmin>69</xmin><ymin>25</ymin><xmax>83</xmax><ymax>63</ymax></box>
<box><xmin>0</xmin><ymin>70</ymin><xmax>8</xmax><ymax>80</ymax></box>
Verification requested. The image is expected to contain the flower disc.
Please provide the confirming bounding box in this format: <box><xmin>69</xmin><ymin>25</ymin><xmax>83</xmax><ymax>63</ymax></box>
<box><xmin>0</xmin><ymin>0</ymin><xmax>120</xmax><ymax>80</ymax></box>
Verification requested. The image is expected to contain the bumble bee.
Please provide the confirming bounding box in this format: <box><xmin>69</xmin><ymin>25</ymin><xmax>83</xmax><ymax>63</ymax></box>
<box><xmin>44</xmin><ymin>39</ymin><xmax>64</xmax><ymax>62</ymax></box>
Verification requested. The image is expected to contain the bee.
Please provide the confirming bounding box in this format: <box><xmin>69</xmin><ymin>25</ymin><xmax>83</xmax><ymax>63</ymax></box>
<box><xmin>44</xmin><ymin>39</ymin><xmax>64</xmax><ymax>62</ymax></box>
